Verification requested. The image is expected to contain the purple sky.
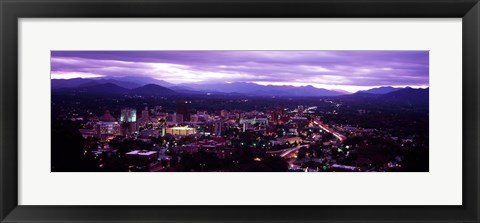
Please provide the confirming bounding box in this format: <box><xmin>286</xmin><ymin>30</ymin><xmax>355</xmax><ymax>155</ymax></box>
<box><xmin>51</xmin><ymin>51</ymin><xmax>429</xmax><ymax>92</ymax></box>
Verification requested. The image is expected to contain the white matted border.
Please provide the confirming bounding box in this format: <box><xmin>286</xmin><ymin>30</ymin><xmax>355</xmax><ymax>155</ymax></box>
<box><xmin>18</xmin><ymin>18</ymin><xmax>462</xmax><ymax>205</ymax></box>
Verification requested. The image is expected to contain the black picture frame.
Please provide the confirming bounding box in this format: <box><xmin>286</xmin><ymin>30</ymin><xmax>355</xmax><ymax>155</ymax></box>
<box><xmin>1</xmin><ymin>0</ymin><xmax>479</xmax><ymax>222</ymax></box>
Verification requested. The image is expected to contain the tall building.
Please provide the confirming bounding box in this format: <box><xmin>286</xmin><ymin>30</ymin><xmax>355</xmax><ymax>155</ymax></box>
<box><xmin>141</xmin><ymin>107</ymin><xmax>149</xmax><ymax>120</ymax></box>
<box><xmin>290</xmin><ymin>116</ymin><xmax>309</xmax><ymax>128</ymax></box>
<box><xmin>298</xmin><ymin>105</ymin><xmax>304</xmax><ymax>115</ymax></box>
<box><xmin>176</xmin><ymin>101</ymin><xmax>192</xmax><ymax>122</ymax></box>
<box><xmin>240</xmin><ymin>117</ymin><xmax>268</xmax><ymax>133</ymax></box>
<box><xmin>213</xmin><ymin>120</ymin><xmax>224</xmax><ymax>136</ymax></box>
<box><xmin>279</xmin><ymin>104</ymin><xmax>285</xmax><ymax>116</ymax></box>
<box><xmin>138</xmin><ymin>106</ymin><xmax>150</xmax><ymax>126</ymax></box>
<box><xmin>270</xmin><ymin>111</ymin><xmax>279</xmax><ymax>123</ymax></box>
<box><xmin>120</xmin><ymin>108</ymin><xmax>137</xmax><ymax>137</ymax></box>
<box><xmin>120</xmin><ymin>108</ymin><xmax>136</xmax><ymax>123</ymax></box>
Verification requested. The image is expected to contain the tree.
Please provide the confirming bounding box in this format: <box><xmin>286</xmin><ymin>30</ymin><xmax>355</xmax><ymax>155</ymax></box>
<box><xmin>51</xmin><ymin>120</ymin><xmax>98</xmax><ymax>171</ymax></box>
<box><xmin>263</xmin><ymin>156</ymin><xmax>289</xmax><ymax>171</ymax></box>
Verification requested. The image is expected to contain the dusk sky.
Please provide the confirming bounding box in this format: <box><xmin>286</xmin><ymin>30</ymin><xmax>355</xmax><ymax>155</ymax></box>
<box><xmin>51</xmin><ymin>51</ymin><xmax>429</xmax><ymax>92</ymax></box>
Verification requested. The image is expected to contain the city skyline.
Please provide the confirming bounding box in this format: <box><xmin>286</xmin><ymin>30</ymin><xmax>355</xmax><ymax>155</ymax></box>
<box><xmin>51</xmin><ymin>51</ymin><xmax>429</xmax><ymax>92</ymax></box>
<box><xmin>51</xmin><ymin>50</ymin><xmax>429</xmax><ymax>172</ymax></box>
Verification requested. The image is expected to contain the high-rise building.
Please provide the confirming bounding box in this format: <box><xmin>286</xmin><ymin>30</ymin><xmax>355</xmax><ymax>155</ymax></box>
<box><xmin>290</xmin><ymin>116</ymin><xmax>309</xmax><ymax>128</ymax></box>
<box><xmin>120</xmin><ymin>108</ymin><xmax>136</xmax><ymax>123</ymax></box>
<box><xmin>120</xmin><ymin>108</ymin><xmax>137</xmax><ymax>137</ymax></box>
<box><xmin>142</xmin><ymin>107</ymin><xmax>149</xmax><ymax>119</ymax></box>
<box><xmin>213</xmin><ymin>120</ymin><xmax>224</xmax><ymax>136</ymax></box>
<box><xmin>138</xmin><ymin>106</ymin><xmax>150</xmax><ymax>126</ymax></box>
<box><xmin>176</xmin><ymin>101</ymin><xmax>192</xmax><ymax>122</ymax></box>
<box><xmin>298</xmin><ymin>105</ymin><xmax>304</xmax><ymax>115</ymax></box>
<box><xmin>279</xmin><ymin>104</ymin><xmax>285</xmax><ymax>116</ymax></box>
<box><xmin>270</xmin><ymin>111</ymin><xmax>279</xmax><ymax>123</ymax></box>
<box><xmin>240</xmin><ymin>117</ymin><xmax>268</xmax><ymax>133</ymax></box>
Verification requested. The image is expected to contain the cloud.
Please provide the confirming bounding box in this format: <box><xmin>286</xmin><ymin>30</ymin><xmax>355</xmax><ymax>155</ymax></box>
<box><xmin>51</xmin><ymin>51</ymin><xmax>429</xmax><ymax>90</ymax></box>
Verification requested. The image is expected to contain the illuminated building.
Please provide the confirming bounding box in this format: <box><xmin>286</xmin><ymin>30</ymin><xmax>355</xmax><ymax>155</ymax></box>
<box><xmin>283</xmin><ymin>136</ymin><xmax>302</xmax><ymax>144</ymax></box>
<box><xmin>298</xmin><ymin>105</ymin><xmax>304</xmax><ymax>115</ymax></box>
<box><xmin>176</xmin><ymin>101</ymin><xmax>192</xmax><ymax>122</ymax></box>
<box><xmin>190</xmin><ymin>114</ymin><xmax>199</xmax><ymax>123</ymax></box>
<box><xmin>94</xmin><ymin>110</ymin><xmax>121</xmax><ymax>141</ymax></box>
<box><xmin>240</xmin><ymin>117</ymin><xmax>268</xmax><ymax>132</ymax></box>
<box><xmin>270</xmin><ymin>112</ymin><xmax>279</xmax><ymax>123</ymax></box>
<box><xmin>120</xmin><ymin>108</ymin><xmax>137</xmax><ymax>137</ymax></box>
<box><xmin>126</xmin><ymin>150</ymin><xmax>159</xmax><ymax>170</ymax></box>
<box><xmin>330</xmin><ymin>164</ymin><xmax>360</xmax><ymax>172</ymax></box>
<box><xmin>154</xmin><ymin>113</ymin><xmax>168</xmax><ymax>127</ymax></box>
<box><xmin>165</xmin><ymin>126</ymin><xmax>196</xmax><ymax>136</ymax></box>
<box><xmin>279</xmin><ymin>104</ymin><xmax>285</xmax><ymax>116</ymax></box>
<box><xmin>138</xmin><ymin>129</ymin><xmax>162</xmax><ymax>138</ymax></box>
<box><xmin>213</xmin><ymin>119</ymin><xmax>224</xmax><ymax>136</ymax></box>
<box><xmin>138</xmin><ymin>106</ymin><xmax>150</xmax><ymax>126</ymax></box>
<box><xmin>290</xmin><ymin>116</ymin><xmax>309</xmax><ymax>128</ymax></box>
<box><xmin>120</xmin><ymin>108</ymin><xmax>136</xmax><ymax>122</ymax></box>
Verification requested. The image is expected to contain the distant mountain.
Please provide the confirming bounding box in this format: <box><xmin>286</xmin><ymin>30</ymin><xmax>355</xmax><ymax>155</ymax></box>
<box><xmin>130</xmin><ymin>84</ymin><xmax>177</xmax><ymax>96</ymax></box>
<box><xmin>52</xmin><ymin>83</ymin><xmax>177</xmax><ymax>96</ymax></box>
<box><xmin>341</xmin><ymin>92</ymin><xmax>380</xmax><ymax>100</ymax></box>
<box><xmin>52</xmin><ymin>78</ymin><xmax>426</xmax><ymax>100</ymax></box>
<box><xmin>51</xmin><ymin>78</ymin><xmax>97</xmax><ymax>89</ymax></box>
<box><xmin>338</xmin><ymin>87</ymin><xmax>428</xmax><ymax>106</ymax></box>
<box><xmin>183</xmin><ymin>82</ymin><xmax>345</xmax><ymax>97</ymax></box>
<box><xmin>78</xmin><ymin>79</ymin><xmax>141</xmax><ymax>89</ymax></box>
<box><xmin>357</xmin><ymin>86</ymin><xmax>401</xmax><ymax>94</ymax></box>
<box><xmin>51</xmin><ymin>76</ymin><xmax>174</xmax><ymax>89</ymax></box>
<box><xmin>80</xmin><ymin>83</ymin><xmax>130</xmax><ymax>95</ymax></box>
<box><xmin>379</xmin><ymin>87</ymin><xmax>429</xmax><ymax>105</ymax></box>
<box><xmin>168</xmin><ymin>86</ymin><xmax>214</xmax><ymax>95</ymax></box>
<box><xmin>332</xmin><ymin>89</ymin><xmax>352</xmax><ymax>95</ymax></box>
<box><xmin>107</xmin><ymin>76</ymin><xmax>175</xmax><ymax>87</ymax></box>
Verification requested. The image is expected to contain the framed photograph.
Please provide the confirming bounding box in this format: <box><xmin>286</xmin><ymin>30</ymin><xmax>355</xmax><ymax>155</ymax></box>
<box><xmin>1</xmin><ymin>0</ymin><xmax>479</xmax><ymax>222</ymax></box>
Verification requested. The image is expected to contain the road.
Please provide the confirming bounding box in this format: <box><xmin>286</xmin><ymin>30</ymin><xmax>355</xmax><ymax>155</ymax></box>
<box><xmin>279</xmin><ymin>144</ymin><xmax>306</xmax><ymax>158</ymax></box>
<box><xmin>279</xmin><ymin>144</ymin><xmax>309</xmax><ymax>170</ymax></box>
<box><xmin>313</xmin><ymin>119</ymin><xmax>347</xmax><ymax>141</ymax></box>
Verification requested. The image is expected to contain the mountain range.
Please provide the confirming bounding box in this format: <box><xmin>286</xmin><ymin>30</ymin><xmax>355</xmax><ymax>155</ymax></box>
<box><xmin>357</xmin><ymin>86</ymin><xmax>402</xmax><ymax>94</ymax></box>
<box><xmin>339</xmin><ymin>87</ymin><xmax>429</xmax><ymax>106</ymax></box>
<box><xmin>51</xmin><ymin>77</ymin><xmax>427</xmax><ymax>100</ymax></box>
<box><xmin>178</xmin><ymin>82</ymin><xmax>345</xmax><ymax>97</ymax></box>
<box><xmin>53</xmin><ymin>82</ymin><xmax>177</xmax><ymax>96</ymax></box>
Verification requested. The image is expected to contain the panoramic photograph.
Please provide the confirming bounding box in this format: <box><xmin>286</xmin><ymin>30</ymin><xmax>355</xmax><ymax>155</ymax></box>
<box><xmin>51</xmin><ymin>51</ymin><xmax>429</xmax><ymax>172</ymax></box>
